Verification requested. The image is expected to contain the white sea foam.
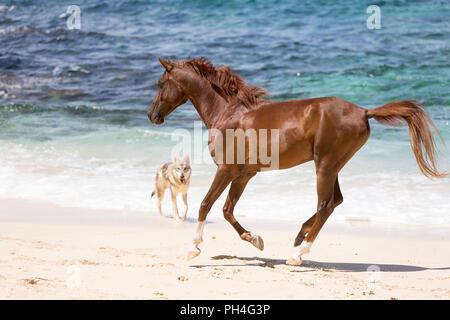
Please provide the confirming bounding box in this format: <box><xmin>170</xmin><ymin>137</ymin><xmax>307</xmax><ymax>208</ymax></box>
<box><xmin>0</xmin><ymin>134</ymin><xmax>449</xmax><ymax>227</ymax></box>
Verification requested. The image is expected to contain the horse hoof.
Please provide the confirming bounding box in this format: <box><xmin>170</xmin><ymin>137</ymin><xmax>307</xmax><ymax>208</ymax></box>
<box><xmin>252</xmin><ymin>234</ymin><xmax>264</xmax><ymax>251</ymax></box>
<box><xmin>286</xmin><ymin>257</ymin><xmax>302</xmax><ymax>266</ymax></box>
<box><xmin>187</xmin><ymin>248</ymin><xmax>201</xmax><ymax>260</ymax></box>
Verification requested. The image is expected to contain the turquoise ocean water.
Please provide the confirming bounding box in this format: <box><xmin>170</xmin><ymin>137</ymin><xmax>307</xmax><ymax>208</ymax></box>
<box><xmin>0</xmin><ymin>1</ymin><xmax>449</xmax><ymax>225</ymax></box>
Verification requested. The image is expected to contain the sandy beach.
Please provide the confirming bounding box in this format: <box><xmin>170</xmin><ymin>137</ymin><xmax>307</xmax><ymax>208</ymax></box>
<box><xmin>0</xmin><ymin>198</ymin><xmax>449</xmax><ymax>300</ymax></box>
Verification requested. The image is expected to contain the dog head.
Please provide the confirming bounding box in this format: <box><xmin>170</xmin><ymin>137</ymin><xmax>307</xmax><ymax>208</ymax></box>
<box><xmin>173</xmin><ymin>155</ymin><xmax>191</xmax><ymax>185</ymax></box>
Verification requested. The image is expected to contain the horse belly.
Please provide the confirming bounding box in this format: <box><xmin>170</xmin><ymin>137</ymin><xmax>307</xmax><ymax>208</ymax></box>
<box><xmin>277</xmin><ymin>136</ymin><xmax>314</xmax><ymax>169</ymax></box>
<box><xmin>241</xmin><ymin>106</ymin><xmax>315</xmax><ymax>171</ymax></box>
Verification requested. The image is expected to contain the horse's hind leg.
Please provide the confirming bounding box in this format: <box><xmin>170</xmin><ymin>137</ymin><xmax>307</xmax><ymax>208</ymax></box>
<box><xmin>287</xmin><ymin>170</ymin><xmax>338</xmax><ymax>265</ymax></box>
<box><xmin>293</xmin><ymin>177</ymin><xmax>343</xmax><ymax>247</ymax></box>
<box><xmin>223</xmin><ymin>172</ymin><xmax>264</xmax><ymax>250</ymax></box>
<box><xmin>333</xmin><ymin>177</ymin><xmax>343</xmax><ymax>207</ymax></box>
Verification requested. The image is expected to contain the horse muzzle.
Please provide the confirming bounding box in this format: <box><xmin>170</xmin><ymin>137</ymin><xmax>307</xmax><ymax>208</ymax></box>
<box><xmin>147</xmin><ymin>108</ymin><xmax>164</xmax><ymax>125</ymax></box>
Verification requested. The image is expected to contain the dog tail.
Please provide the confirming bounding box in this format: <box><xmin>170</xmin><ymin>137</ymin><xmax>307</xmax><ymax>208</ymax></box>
<box><xmin>151</xmin><ymin>190</ymin><xmax>155</xmax><ymax>198</ymax></box>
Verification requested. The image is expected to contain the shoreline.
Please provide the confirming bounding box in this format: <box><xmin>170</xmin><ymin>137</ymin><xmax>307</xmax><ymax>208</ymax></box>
<box><xmin>0</xmin><ymin>197</ymin><xmax>449</xmax><ymax>299</ymax></box>
<box><xmin>1</xmin><ymin>197</ymin><xmax>449</xmax><ymax>240</ymax></box>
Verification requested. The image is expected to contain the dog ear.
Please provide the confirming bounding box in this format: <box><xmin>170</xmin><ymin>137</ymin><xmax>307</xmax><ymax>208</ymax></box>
<box><xmin>183</xmin><ymin>154</ymin><xmax>190</xmax><ymax>166</ymax></box>
<box><xmin>173</xmin><ymin>155</ymin><xmax>179</xmax><ymax>164</ymax></box>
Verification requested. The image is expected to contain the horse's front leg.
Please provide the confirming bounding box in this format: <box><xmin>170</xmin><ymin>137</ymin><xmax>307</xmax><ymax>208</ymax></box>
<box><xmin>187</xmin><ymin>167</ymin><xmax>234</xmax><ymax>260</ymax></box>
<box><xmin>223</xmin><ymin>172</ymin><xmax>264</xmax><ymax>250</ymax></box>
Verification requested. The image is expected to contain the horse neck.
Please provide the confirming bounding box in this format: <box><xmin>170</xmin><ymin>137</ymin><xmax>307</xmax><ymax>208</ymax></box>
<box><xmin>179</xmin><ymin>72</ymin><xmax>230</xmax><ymax>129</ymax></box>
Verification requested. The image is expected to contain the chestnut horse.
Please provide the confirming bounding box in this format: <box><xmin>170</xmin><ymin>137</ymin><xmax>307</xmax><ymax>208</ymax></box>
<box><xmin>147</xmin><ymin>57</ymin><xmax>445</xmax><ymax>265</ymax></box>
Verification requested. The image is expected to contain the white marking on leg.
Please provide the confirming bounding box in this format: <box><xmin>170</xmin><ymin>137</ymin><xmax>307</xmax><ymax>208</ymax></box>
<box><xmin>192</xmin><ymin>220</ymin><xmax>205</xmax><ymax>246</ymax></box>
<box><xmin>288</xmin><ymin>242</ymin><xmax>312</xmax><ymax>265</ymax></box>
<box><xmin>296</xmin><ymin>241</ymin><xmax>311</xmax><ymax>256</ymax></box>
<box><xmin>187</xmin><ymin>221</ymin><xmax>205</xmax><ymax>260</ymax></box>
<box><xmin>188</xmin><ymin>244</ymin><xmax>200</xmax><ymax>252</ymax></box>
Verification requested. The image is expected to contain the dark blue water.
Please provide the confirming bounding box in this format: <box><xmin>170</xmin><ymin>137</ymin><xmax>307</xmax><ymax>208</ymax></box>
<box><xmin>0</xmin><ymin>0</ymin><xmax>449</xmax><ymax>225</ymax></box>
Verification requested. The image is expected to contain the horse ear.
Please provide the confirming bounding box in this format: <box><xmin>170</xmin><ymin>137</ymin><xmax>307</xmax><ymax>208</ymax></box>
<box><xmin>158</xmin><ymin>57</ymin><xmax>173</xmax><ymax>72</ymax></box>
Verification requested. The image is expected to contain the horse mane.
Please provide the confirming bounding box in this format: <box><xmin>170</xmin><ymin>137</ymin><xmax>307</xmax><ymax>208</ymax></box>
<box><xmin>175</xmin><ymin>57</ymin><xmax>269</xmax><ymax>109</ymax></box>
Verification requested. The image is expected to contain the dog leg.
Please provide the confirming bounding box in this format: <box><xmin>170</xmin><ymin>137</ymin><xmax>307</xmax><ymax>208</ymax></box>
<box><xmin>156</xmin><ymin>189</ymin><xmax>164</xmax><ymax>216</ymax></box>
<box><xmin>181</xmin><ymin>192</ymin><xmax>188</xmax><ymax>221</ymax></box>
<box><xmin>170</xmin><ymin>189</ymin><xmax>181</xmax><ymax>220</ymax></box>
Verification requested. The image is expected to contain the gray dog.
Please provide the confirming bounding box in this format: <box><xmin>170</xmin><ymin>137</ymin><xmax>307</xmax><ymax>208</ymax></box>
<box><xmin>151</xmin><ymin>155</ymin><xmax>191</xmax><ymax>220</ymax></box>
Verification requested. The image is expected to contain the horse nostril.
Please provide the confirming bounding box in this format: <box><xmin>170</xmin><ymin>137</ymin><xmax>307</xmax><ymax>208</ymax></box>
<box><xmin>147</xmin><ymin>107</ymin><xmax>164</xmax><ymax>125</ymax></box>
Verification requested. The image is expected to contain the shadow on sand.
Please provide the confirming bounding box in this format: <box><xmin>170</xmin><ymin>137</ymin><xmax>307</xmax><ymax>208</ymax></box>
<box><xmin>190</xmin><ymin>255</ymin><xmax>450</xmax><ymax>273</ymax></box>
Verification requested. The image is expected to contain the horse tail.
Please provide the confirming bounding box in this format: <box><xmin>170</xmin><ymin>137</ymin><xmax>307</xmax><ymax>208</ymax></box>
<box><xmin>366</xmin><ymin>100</ymin><xmax>446</xmax><ymax>179</ymax></box>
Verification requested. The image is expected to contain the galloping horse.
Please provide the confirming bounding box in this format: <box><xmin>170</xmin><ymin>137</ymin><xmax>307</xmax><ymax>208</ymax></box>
<box><xmin>147</xmin><ymin>57</ymin><xmax>445</xmax><ymax>265</ymax></box>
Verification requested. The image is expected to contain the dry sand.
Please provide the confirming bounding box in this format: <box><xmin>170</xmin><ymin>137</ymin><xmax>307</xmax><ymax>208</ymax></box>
<box><xmin>0</xmin><ymin>198</ymin><xmax>449</xmax><ymax>299</ymax></box>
